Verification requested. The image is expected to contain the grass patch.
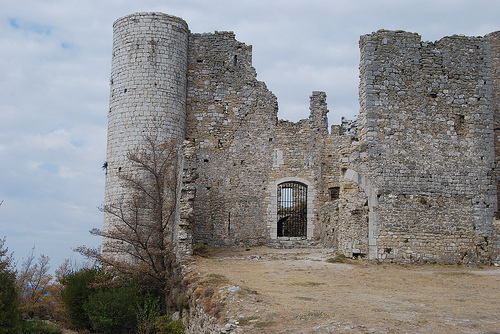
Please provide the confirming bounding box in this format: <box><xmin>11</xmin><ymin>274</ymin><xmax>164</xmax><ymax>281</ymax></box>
<box><xmin>21</xmin><ymin>319</ymin><xmax>62</xmax><ymax>334</ymax></box>
<box><xmin>326</xmin><ymin>254</ymin><xmax>353</xmax><ymax>264</ymax></box>
<box><xmin>299</xmin><ymin>311</ymin><xmax>328</xmax><ymax>320</ymax></box>
<box><xmin>254</xmin><ymin>321</ymin><xmax>275</xmax><ymax>328</ymax></box>
<box><xmin>437</xmin><ymin>271</ymin><xmax>477</xmax><ymax>277</ymax></box>
<box><xmin>371</xmin><ymin>308</ymin><xmax>386</xmax><ymax>313</ymax></box>
<box><xmin>193</xmin><ymin>242</ymin><xmax>211</xmax><ymax>257</ymax></box>
<box><xmin>294</xmin><ymin>296</ymin><xmax>318</xmax><ymax>302</ymax></box>
<box><xmin>237</xmin><ymin>316</ymin><xmax>259</xmax><ymax>326</ymax></box>
<box><xmin>203</xmin><ymin>273</ymin><xmax>229</xmax><ymax>285</ymax></box>
<box><xmin>293</xmin><ymin>281</ymin><xmax>326</xmax><ymax>287</ymax></box>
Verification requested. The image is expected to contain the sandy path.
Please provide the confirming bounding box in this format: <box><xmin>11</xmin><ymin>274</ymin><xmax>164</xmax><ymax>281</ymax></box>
<box><xmin>191</xmin><ymin>246</ymin><xmax>500</xmax><ymax>333</ymax></box>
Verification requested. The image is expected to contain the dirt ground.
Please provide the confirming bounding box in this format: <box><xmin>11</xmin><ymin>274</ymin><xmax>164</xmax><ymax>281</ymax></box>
<box><xmin>190</xmin><ymin>246</ymin><xmax>500</xmax><ymax>333</ymax></box>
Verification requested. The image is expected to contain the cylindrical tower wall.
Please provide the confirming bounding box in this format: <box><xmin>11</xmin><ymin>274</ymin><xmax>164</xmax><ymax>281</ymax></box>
<box><xmin>103</xmin><ymin>13</ymin><xmax>189</xmax><ymax>249</ymax></box>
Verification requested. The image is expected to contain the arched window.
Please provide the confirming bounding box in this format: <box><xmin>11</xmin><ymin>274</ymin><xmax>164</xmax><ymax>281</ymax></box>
<box><xmin>277</xmin><ymin>182</ymin><xmax>307</xmax><ymax>237</ymax></box>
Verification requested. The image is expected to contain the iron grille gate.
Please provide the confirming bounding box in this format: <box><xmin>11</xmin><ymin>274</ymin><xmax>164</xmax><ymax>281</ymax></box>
<box><xmin>277</xmin><ymin>182</ymin><xmax>307</xmax><ymax>237</ymax></box>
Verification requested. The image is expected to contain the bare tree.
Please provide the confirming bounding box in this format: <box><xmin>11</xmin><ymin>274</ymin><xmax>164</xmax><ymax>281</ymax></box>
<box><xmin>16</xmin><ymin>247</ymin><xmax>53</xmax><ymax>318</ymax></box>
<box><xmin>76</xmin><ymin>133</ymin><xmax>184</xmax><ymax>313</ymax></box>
<box><xmin>0</xmin><ymin>237</ymin><xmax>13</xmax><ymax>271</ymax></box>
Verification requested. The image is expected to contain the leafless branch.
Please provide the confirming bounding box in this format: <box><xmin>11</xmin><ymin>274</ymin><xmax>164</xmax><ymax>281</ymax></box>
<box><xmin>77</xmin><ymin>128</ymin><xmax>184</xmax><ymax>313</ymax></box>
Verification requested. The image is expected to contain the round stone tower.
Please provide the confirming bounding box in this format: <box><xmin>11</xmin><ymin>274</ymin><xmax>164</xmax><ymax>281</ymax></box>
<box><xmin>103</xmin><ymin>13</ymin><xmax>189</xmax><ymax>253</ymax></box>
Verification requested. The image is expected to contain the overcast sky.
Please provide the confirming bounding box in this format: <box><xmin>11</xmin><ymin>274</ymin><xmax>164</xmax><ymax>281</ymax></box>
<box><xmin>1</xmin><ymin>0</ymin><xmax>500</xmax><ymax>273</ymax></box>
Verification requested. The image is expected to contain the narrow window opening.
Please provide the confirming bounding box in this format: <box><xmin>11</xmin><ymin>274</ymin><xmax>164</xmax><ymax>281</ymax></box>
<box><xmin>456</xmin><ymin>114</ymin><xmax>465</xmax><ymax>134</ymax></box>
<box><xmin>233</xmin><ymin>55</ymin><xmax>237</xmax><ymax>66</ymax></box>
<box><xmin>329</xmin><ymin>187</ymin><xmax>340</xmax><ymax>200</ymax></box>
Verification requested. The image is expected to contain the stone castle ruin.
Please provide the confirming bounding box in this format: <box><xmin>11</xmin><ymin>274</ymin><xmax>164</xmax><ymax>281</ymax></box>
<box><xmin>103</xmin><ymin>12</ymin><xmax>500</xmax><ymax>264</ymax></box>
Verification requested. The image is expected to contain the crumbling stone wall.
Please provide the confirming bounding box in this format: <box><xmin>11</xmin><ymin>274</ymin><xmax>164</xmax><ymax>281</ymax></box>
<box><xmin>103</xmin><ymin>12</ymin><xmax>500</xmax><ymax>265</ymax></box>
<box><xmin>355</xmin><ymin>30</ymin><xmax>498</xmax><ymax>263</ymax></box>
<box><xmin>185</xmin><ymin>31</ymin><xmax>278</xmax><ymax>246</ymax></box>
<box><xmin>485</xmin><ymin>31</ymin><xmax>500</xmax><ymax>262</ymax></box>
<box><xmin>265</xmin><ymin>92</ymin><xmax>328</xmax><ymax>243</ymax></box>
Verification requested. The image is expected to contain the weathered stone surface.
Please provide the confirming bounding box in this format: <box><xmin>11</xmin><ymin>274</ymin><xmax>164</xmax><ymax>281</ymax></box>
<box><xmin>354</xmin><ymin>30</ymin><xmax>498</xmax><ymax>263</ymax></box>
<box><xmin>103</xmin><ymin>12</ymin><xmax>500</xmax><ymax>265</ymax></box>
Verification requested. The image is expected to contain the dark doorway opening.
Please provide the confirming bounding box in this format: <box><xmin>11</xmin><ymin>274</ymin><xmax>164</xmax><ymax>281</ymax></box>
<box><xmin>277</xmin><ymin>182</ymin><xmax>307</xmax><ymax>237</ymax></box>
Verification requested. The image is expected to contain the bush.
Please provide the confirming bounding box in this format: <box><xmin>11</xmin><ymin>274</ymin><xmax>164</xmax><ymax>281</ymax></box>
<box><xmin>83</xmin><ymin>286</ymin><xmax>142</xmax><ymax>334</ymax></box>
<box><xmin>193</xmin><ymin>243</ymin><xmax>211</xmax><ymax>257</ymax></box>
<box><xmin>0</xmin><ymin>266</ymin><xmax>21</xmax><ymax>334</ymax></box>
<box><xmin>326</xmin><ymin>254</ymin><xmax>351</xmax><ymax>264</ymax></box>
<box><xmin>21</xmin><ymin>319</ymin><xmax>62</xmax><ymax>334</ymax></box>
<box><xmin>0</xmin><ymin>237</ymin><xmax>21</xmax><ymax>334</ymax></box>
<box><xmin>155</xmin><ymin>316</ymin><xmax>185</xmax><ymax>334</ymax></box>
<box><xmin>60</xmin><ymin>268</ymin><xmax>99</xmax><ymax>330</ymax></box>
<box><xmin>60</xmin><ymin>267</ymin><xmax>170</xmax><ymax>333</ymax></box>
<box><xmin>136</xmin><ymin>295</ymin><xmax>160</xmax><ymax>334</ymax></box>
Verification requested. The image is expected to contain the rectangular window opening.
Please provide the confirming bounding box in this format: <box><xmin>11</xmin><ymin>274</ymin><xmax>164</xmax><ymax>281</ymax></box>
<box><xmin>329</xmin><ymin>187</ymin><xmax>340</xmax><ymax>200</ymax></box>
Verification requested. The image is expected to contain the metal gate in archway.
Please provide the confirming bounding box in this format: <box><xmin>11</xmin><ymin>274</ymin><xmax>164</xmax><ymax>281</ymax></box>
<box><xmin>277</xmin><ymin>182</ymin><xmax>307</xmax><ymax>237</ymax></box>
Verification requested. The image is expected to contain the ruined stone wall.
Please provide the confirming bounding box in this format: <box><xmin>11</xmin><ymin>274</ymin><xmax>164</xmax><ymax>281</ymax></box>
<box><xmin>320</xmin><ymin>119</ymin><xmax>372</xmax><ymax>256</ymax></box>
<box><xmin>485</xmin><ymin>31</ymin><xmax>500</xmax><ymax>262</ymax></box>
<box><xmin>357</xmin><ymin>30</ymin><xmax>497</xmax><ymax>263</ymax></box>
<box><xmin>103</xmin><ymin>12</ymin><xmax>500</xmax><ymax>264</ymax></box>
<box><xmin>316</xmin><ymin>126</ymin><xmax>345</xmax><ymax>248</ymax></box>
<box><xmin>185</xmin><ymin>32</ymin><xmax>278</xmax><ymax>246</ymax></box>
<box><xmin>265</xmin><ymin>92</ymin><xmax>335</xmax><ymax>244</ymax></box>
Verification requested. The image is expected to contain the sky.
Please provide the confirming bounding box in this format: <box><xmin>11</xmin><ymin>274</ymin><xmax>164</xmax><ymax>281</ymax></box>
<box><xmin>1</xmin><ymin>0</ymin><xmax>500</xmax><ymax>274</ymax></box>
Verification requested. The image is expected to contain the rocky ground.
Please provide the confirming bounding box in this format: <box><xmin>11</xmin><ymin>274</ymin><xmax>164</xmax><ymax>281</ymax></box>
<box><xmin>189</xmin><ymin>246</ymin><xmax>500</xmax><ymax>333</ymax></box>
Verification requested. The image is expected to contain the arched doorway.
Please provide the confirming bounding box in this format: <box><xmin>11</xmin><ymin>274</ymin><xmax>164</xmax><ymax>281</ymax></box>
<box><xmin>277</xmin><ymin>182</ymin><xmax>307</xmax><ymax>237</ymax></box>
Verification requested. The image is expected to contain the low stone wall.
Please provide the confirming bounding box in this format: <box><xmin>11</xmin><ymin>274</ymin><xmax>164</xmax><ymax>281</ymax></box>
<box><xmin>377</xmin><ymin>230</ymin><xmax>493</xmax><ymax>264</ymax></box>
<box><xmin>184</xmin><ymin>303</ymin><xmax>221</xmax><ymax>334</ymax></box>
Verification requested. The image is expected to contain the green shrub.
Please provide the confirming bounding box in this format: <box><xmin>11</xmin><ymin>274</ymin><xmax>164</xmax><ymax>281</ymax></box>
<box><xmin>0</xmin><ymin>237</ymin><xmax>21</xmax><ymax>334</ymax></box>
<box><xmin>60</xmin><ymin>267</ymin><xmax>168</xmax><ymax>333</ymax></box>
<box><xmin>21</xmin><ymin>319</ymin><xmax>62</xmax><ymax>334</ymax></box>
<box><xmin>176</xmin><ymin>291</ymin><xmax>189</xmax><ymax>312</ymax></box>
<box><xmin>0</xmin><ymin>266</ymin><xmax>21</xmax><ymax>334</ymax></box>
<box><xmin>136</xmin><ymin>295</ymin><xmax>160</xmax><ymax>334</ymax></box>
<box><xmin>60</xmin><ymin>268</ymin><xmax>99</xmax><ymax>330</ymax></box>
<box><xmin>155</xmin><ymin>316</ymin><xmax>185</xmax><ymax>334</ymax></box>
<box><xmin>193</xmin><ymin>243</ymin><xmax>211</xmax><ymax>257</ymax></box>
<box><xmin>83</xmin><ymin>286</ymin><xmax>142</xmax><ymax>334</ymax></box>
